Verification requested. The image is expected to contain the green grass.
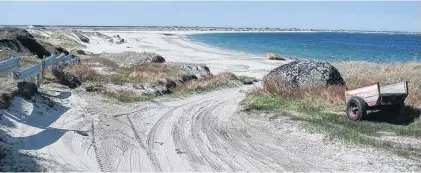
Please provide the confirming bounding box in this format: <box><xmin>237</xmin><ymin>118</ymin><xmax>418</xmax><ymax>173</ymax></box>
<box><xmin>242</xmin><ymin>93</ymin><xmax>421</xmax><ymax>159</ymax></box>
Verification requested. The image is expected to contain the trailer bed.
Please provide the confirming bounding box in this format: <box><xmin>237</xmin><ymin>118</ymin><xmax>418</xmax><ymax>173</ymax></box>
<box><xmin>344</xmin><ymin>81</ymin><xmax>409</xmax><ymax>121</ymax></box>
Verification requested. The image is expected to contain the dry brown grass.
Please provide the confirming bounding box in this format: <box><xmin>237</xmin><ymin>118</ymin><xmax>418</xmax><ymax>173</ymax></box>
<box><xmin>173</xmin><ymin>72</ymin><xmax>241</xmax><ymax>95</ymax></box>
<box><xmin>68</xmin><ymin>60</ymin><xmax>184</xmax><ymax>84</ymax></box>
<box><xmin>249</xmin><ymin>61</ymin><xmax>421</xmax><ymax>109</ymax></box>
<box><xmin>119</xmin><ymin>63</ymin><xmax>185</xmax><ymax>83</ymax></box>
<box><xmin>82</xmin><ymin>58</ymin><xmax>120</xmax><ymax>69</ymax></box>
<box><xmin>69</xmin><ymin>64</ymin><xmax>101</xmax><ymax>82</ymax></box>
<box><xmin>262</xmin><ymin>75</ymin><xmax>346</xmax><ymax>105</ymax></box>
<box><xmin>103</xmin><ymin>90</ymin><xmax>152</xmax><ymax>103</ymax></box>
<box><xmin>336</xmin><ymin>61</ymin><xmax>421</xmax><ymax>107</ymax></box>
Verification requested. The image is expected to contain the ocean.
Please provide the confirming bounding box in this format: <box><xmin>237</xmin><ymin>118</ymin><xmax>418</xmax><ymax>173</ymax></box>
<box><xmin>187</xmin><ymin>32</ymin><xmax>421</xmax><ymax>63</ymax></box>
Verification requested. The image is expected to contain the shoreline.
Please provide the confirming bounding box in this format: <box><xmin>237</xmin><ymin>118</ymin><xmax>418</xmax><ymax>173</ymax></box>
<box><xmin>181</xmin><ymin>31</ymin><xmax>421</xmax><ymax>63</ymax></box>
<box><xmin>79</xmin><ymin>30</ymin><xmax>420</xmax><ymax>79</ymax></box>
<box><xmin>81</xmin><ymin>30</ymin><xmax>291</xmax><ymax>79</ymax></box>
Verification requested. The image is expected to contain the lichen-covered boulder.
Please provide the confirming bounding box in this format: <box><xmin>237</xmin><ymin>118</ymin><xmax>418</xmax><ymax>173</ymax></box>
<box><xmin>265</xmin><ymin>59</ymin><xmax>346</xmax><ymax>88</ymax></box>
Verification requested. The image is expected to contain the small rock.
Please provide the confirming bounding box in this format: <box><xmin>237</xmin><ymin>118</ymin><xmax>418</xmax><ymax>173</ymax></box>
<box><xmin>238</xmin><ymin>76</ymin><xmax>258</xmax><ymax>85</ymax></box>
<box><xmin>0</xmin><ymin>93</ymin><xmax>12</xmax><ymax>109</ymax></box>
<box><xmin>85</xmin><ymin>85</ymin><xmax>103</xmax><ymax>92</ymax></box>
<box><xmin>266</xmin><ymin>52</ymin><xmax>286</xmax><ymax>60</ymax></box>
<box><xmin>181</xmin><ymin>74</ymin><xmax>198</xmax><ymax>82</ymax></box>
<box><xmin>76</xmin><ymin>49</ymin><xmax>86</xmax><ymax>55</ymax></box>
<box><xmin>181</xmin><ymin>64</ymin><xmax>212</xmax><ymax>78</ymax></box>
<box><xmin>17</xmin><ymin>81</ymin><xmax>38</xmax><ymax>100</ymax></box>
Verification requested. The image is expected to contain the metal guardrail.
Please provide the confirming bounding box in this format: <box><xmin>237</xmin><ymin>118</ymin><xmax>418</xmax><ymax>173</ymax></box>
<box><xmin>0</xmin><ymin>56</ymin><xmax>20</xmax><ymax>76</ymax></box>
<box><xmin>0</xmin><ymin>54</ymin><xmax>80</xmax><ymax>87</ymax></box>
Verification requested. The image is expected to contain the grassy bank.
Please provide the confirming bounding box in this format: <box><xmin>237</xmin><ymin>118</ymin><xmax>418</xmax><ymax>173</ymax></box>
<box><xmin>67</xmin><ymin>58</ymin><xmax>245</xmax><ymax>102</ymax></box>
<box><xmin>242</xmin><ymin>61</ymin><xmax>421</xmax><ymax>159</ymax></box>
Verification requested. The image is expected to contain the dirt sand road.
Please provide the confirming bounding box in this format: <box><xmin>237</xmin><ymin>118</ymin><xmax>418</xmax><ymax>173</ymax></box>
<box><xmin>2</xmin><ymin>85</ymin><xmax>420</xmax><ymax>171</ymax></box>
<box><xmin>87</xmin><ymin>86</ymin><xmax>419</xmax><ymax>171</ymax></box>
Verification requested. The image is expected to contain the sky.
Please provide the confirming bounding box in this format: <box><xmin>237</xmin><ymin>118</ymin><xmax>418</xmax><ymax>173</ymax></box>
<box><xmin>1</xmin><ymin>1</ymin><xmax>420</xmax><ymax>32</ymax></box>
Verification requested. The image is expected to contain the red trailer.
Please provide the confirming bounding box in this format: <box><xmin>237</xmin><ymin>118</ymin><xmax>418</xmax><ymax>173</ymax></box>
<box><xmin>345</xmin><ymin>81</ymin><xmax>409</xmax><ymax>121</ymax></box>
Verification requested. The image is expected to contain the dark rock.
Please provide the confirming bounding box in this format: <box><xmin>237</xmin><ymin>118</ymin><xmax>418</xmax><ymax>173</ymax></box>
<box><xmin>108</xmin><ymin>39</ymin><xmax>114</xmax><ymax>43</ymax></box>
<box><xmin>265</xmin><ymin>60</ymin><xmax>346</xmax><ymax>88</ymax></box>
<box><xmin>0</xmin><ymin>28</ymin><xmax>51</xmax><ymax>58</ymax></box>
<box><xmin>181</xmin><ymin>74</ymin><xmax>198</xmax><ymax>82</ymax></box>
<box><xmin>74</xmin><ymin>32</ymin><xmax>89</xmax><ymax>43</ymax></box>
<box><xmin>0</xmin><ymin>93</ymin><xmax>12</xmax><ymax>109</ymax></box>
<box><xmin>85</xmin><ymin>85</ymin><xmax>103</xmax><ymax>92</ymax></box>
<box><xmin>238</xmin><ymin>76</ymin><xmax>258</xmax><ymax>85</ymax></box>
<box><xmin>76</xmin><ymin>49</ymin><xmax>86</xmax><ymax>55</ymax></box>
<box><xmin>55</xmin><ymin>47</ymin><xmax>69</xmax><ymax>55</ymax></box>
<box><xmin>165</xmin><ymin>79</ymin><xmax>177</xmax><ymax>93</ymax></box>
<box><xmin>181</xmin><ymin>64</ymin><xmax>212</xmax><ymax>78</ymax></box>
<box><xmin>38</xmin><ymin>41</ymin><xmax>69</xmax><ymax>56</ymax></box>
<box><xmin>150</xmin><ymin>79</ymin><xmax>178</xmax><ymax>95</ymax></box>
<box><xmin>52</xmin><ymin>63</ymin><xmax>82</xmax><ymax>89</ymax></box>
<box><xmin>17</xmin><ymin>81</ymin><xmax>39</xmax><ymax>100</ymax></box>
<box><xmin>151</xmin><ymin>80</ymin><xmax>168</xmax><ymax>95</ymax></box>
<box><xmin>147</xmin><ymin>54</ymin><xmax>165</xmax><ymax>63</ymax></box>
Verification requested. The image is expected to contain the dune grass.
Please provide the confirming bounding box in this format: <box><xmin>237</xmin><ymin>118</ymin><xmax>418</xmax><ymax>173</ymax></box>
<box><xmin>242</xmin><ymin>61</ymin><xmax>421</xmax><ymax>159</ymax></box>
<box><xmin>172</xmin><ymin>72</ymin><xmax>242</xmax><ymax>96</ymax></box>
<box><xmin>69</xmin><ymin>59</ymin><xmax>184</xmax><ymax>84</ymax></box>
<box><xmin>67</xmin><ymin>58</ymin><xmax>244</xmax><ymax>102</ymax></box>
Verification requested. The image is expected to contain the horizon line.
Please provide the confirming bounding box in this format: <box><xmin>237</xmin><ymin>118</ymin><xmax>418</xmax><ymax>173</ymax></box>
<box><xmin>1</xmin><ymin>24</ymin><xmax>420</xmax><ymax>33</ymax></box>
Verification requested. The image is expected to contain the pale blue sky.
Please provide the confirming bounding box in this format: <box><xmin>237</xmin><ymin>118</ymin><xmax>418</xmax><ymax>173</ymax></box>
<box><xmin>1</xmin><ymin>1</ymin><xmax>420</xmax><ymax>32</ymax></box>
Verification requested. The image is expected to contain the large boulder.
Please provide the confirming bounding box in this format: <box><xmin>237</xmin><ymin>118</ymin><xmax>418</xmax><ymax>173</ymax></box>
<box><xmin>265</xmin><ymin>60</ymin><xmax>346</xmax><ymax>88</ymax></box>
<box><xmin>0</xmin><ymin>28</ymin><xmax>51</xmax><ymax>58</ymax></box>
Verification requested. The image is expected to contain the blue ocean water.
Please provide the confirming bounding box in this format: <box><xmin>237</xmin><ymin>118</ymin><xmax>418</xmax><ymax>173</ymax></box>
<box><xmin>187</xmin><ymin>32</ymin><xmax>421</xmax><ymax>63</ymax></box>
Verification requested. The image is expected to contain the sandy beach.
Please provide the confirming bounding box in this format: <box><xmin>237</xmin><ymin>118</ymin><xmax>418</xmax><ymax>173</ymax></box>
<box><xmin>1</xmin><ymin>28</ymin><xmax>420</xmax><ymax>172</ymax></box>
<box><xmin>81</xmin><ymin>30</ymin><xmax>289</xmax><ymax>79</ymax></box>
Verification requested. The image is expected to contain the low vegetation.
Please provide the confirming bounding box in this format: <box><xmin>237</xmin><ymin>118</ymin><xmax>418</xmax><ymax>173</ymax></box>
<box><xmin>68</xmin><ymin>58</ymin><xmax>182</xmax><ymax>82</ymax></box>
<box><xmin>173</xmin><ymin>72</ymin><xmax>242</xmax><ymax>96</ymax></box>
<box><xmin>243</xmin><ymin>61</ymin><xmax>421</xmax><ymax>159</ymax></box>
<box><xmin>67</xmin><ymin>58</ymin><xmax>244</xmax><ymax>102</ymax></box>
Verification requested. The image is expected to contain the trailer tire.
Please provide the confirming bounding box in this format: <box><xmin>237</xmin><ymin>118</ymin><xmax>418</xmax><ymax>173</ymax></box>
<box><xmin>346</xmin><ymin>96</ymin><xmax>367</xmax><ymax>121</ymax></box>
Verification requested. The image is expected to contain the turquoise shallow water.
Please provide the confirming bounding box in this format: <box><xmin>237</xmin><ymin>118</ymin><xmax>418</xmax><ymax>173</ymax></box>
<box><xmin>188</xmin><ymin>32</ymin><xmax>421</xmax><ymax>63</ymax></box>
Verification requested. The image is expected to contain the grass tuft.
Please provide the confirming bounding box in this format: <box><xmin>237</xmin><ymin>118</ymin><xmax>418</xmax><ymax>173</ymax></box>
<box><xmin>173</xmin><ymin>72</ymin><xmax>242</xmax><ymax>96</ymax></box>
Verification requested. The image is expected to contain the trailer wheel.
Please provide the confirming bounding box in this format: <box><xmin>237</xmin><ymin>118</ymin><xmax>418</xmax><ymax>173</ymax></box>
<box><xmin>346</xmin><ymin>96</ymin><xmax>367</xmax><ymax>121</ymax></box>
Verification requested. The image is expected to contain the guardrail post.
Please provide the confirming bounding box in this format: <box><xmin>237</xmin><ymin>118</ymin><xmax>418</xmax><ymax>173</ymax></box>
<box><xmin>10</xmin><ymin>71</ymin><xmax>14</xmax><ymax>80</ymax></box>
<box><xmin>36</xmin><ymin>60</ymin><xmax>44</xmax><ymax>88</ymax></box>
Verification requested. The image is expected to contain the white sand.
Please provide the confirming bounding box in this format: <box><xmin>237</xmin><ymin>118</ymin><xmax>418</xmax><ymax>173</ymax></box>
<box><xmin>82</xmin><ymin>30</ymin><xmax>291</xmax><ymax>79</ymax></box>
